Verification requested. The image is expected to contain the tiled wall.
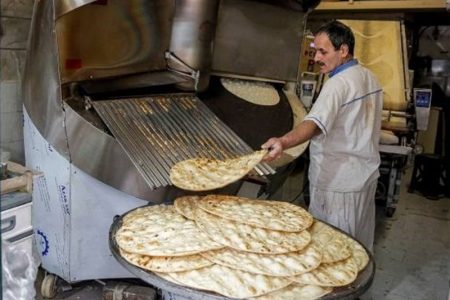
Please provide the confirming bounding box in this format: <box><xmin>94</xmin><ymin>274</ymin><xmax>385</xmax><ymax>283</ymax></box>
<box><xmin>1</xmin><ymin>0</ymin><xmax>34</xmax><ymax>164</ymax></box>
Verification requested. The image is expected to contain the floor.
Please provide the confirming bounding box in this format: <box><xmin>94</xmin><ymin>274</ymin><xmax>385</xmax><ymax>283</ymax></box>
<box><xmin>33</xmin><ymin>166</ymin><xmax>450</xmax><ymax>300</ymax></box>
<box><xmin>277</xmin><ymin>165</ymin><xmax>450</xmax><ymax>300</ymax></box>
<box><xmin>371</xmin><ymin>183</ymin><xmax>450</xmax><ymax>300</ymax></box>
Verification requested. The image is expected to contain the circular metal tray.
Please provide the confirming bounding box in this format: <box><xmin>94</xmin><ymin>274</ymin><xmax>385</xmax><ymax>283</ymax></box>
<box><xmin>109</xmin><ymin>208</ymin><xmax>375</xmax><ymax>299</ymax></box>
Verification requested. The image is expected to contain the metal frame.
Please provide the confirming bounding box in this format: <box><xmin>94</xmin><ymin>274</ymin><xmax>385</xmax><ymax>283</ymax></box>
<box><xmin>23</xmin><ymin>0</ymin><xmax>309</xmax><ymax>200</ymax></box>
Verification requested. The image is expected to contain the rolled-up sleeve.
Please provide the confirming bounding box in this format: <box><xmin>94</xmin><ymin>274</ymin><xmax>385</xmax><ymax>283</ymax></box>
<box><xmin>304</xmin><ymin>79</ymin><xmax>345</xmax><ymax>136</ymax></box>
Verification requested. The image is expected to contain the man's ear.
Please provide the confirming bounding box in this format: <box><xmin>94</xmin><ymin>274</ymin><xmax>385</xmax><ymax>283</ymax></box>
<box><xmin>340</xmin><ymin>44</ymin><xmax>350</xmax><ymax>57</ymax></box>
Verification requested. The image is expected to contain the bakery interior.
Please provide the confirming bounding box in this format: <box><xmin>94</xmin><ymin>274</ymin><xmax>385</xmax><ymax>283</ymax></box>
<box><xmin>1</xmin><ymin>0</ymin><xmax>449</xmax><ymax>299</ymax></box>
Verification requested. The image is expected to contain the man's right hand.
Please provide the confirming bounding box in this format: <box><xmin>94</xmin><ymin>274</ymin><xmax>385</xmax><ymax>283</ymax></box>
<box><xmin>261</xmin><ymin>137</ymin><xmax>284</xmax><ymax>162</ymax></box>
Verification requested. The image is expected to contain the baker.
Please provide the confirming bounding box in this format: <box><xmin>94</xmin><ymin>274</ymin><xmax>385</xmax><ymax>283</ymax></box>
<box><xmin>262</xmin><ymin>20</ymin><xmax>383</xmax><ymax>252</ymax></box>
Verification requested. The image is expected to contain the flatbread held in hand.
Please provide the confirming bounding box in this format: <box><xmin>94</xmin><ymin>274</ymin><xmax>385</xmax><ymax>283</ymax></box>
<box><xmin>169</xmin><ymin>150</ymin><xmax>267</xmax><ymax>191</ymax></box>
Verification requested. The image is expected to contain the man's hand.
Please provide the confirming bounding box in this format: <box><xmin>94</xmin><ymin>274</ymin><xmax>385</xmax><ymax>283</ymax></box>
<box><xmin>261</xmin><ymin>137</ymin><xmax>284</xmax><ymax>162</ymax></box>
<box><xmin>261</xmin><ymin>120</ymin><xmax>320</xmax><ymax>162</ymax></box>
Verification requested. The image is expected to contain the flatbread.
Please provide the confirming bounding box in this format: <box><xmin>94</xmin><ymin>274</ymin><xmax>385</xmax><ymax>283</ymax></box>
<box><xmin>194</xmin><ymin>208</ymin><xmax>311</xmax><ymax>254</ymax></box>
<box><xmin>200</xmin><ymin>244</ymin><xmax>322</xmax><ymax>276</ymax></box>
<box><xmin>221</xmin><ymin>77</ymin><xmax>280</xmax><ymax>106</ymax></box>
<box><xmin>197</xmin><ymin>195</ymin><xmax>313</xmax><ymax>232</ymax></box>
<box><xmin>154</xmin><ymin>271</ymin><xmax>183</xmax><ymax>285</ymax></box>
<box><xmin>166</xmin><ymin>264</ymin><xmax>293</xmax><ymax>299</ymax></box>
<box><xmin>292</xmin><ymin>257</ymin><xmax>358</xmax><ymax>287</ymax></box>
<box><xmin>115</xmin><ymin>205</ymin><xmax>223</xmax><ymax>256</ymax></box>
<box><xmin>320</xmin><ymin>235</ymin><xmax>352</xmax><ymax>264</ymax></box>
<box><xmin>309</xmin><ymin>221</ymin><xmax>367</xmax><ymax>267</ymax></box>
<box><xmin>174</xmin><ymin>195</ymin><xmax>200</xmax><ymax>220</ymax></box>
<box><xmin>169</xmin><ymin>150</ymin><xmax>267</xmax><ymax>191</ymax></box>
<box><xmin>309</xmin><ymin>221</ymin><xmax>352</xmax><ymax>263</ymax></box>
<box><xmin>252</xmin><ymin>283</ymin><xmax>333</xmax><ymax>300</ymax></box>
<box><xmin>343</xmin><ymin>236</ymin><xmax>370</xmax><ymax>271</ymax></box>
<box><xmin>121</xmin><ymin>204</ymin><xmax>176</xmax><ymax>226</ymax></box>
<box><xmin>308</xmin><ymin>221</ymin><xmax>333</xmax><ymax>243</ymax></box>
<box><xmin>119</xmin><ymin>248</ymin><xmax>213</xmax><ymax>272</ymax></box>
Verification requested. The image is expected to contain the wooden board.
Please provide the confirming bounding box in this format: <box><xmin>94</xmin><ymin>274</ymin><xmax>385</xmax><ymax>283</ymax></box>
<box><xmin>340</xmin><ymin>20</ymin><xmax>408</xmax><ymax>111</ymax></box>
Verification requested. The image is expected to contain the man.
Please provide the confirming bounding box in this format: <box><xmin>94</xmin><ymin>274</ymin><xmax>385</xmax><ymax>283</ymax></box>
<box><xmin>262</xmin><ymin>20</ymin><xmax>383</xmax><ymax>252</ymax></box>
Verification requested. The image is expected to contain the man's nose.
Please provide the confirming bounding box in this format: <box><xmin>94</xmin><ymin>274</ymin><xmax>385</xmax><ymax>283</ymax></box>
<box><xmin>313</xmin><ymin>52</ymin><xmax>321</xmax><ymax>63</ymax></box>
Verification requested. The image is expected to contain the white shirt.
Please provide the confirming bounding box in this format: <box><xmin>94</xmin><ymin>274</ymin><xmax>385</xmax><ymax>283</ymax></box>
<box><xmin>304</xmin><ymin>61</ymin><xmax>383</xmax><ymax>192</ymax></box>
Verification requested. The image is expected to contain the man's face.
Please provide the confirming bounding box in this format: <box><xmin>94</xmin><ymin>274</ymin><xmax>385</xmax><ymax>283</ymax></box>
<box><xmin>313</xmin><ymin>32</ymin><xmax>348</xmax><ymax>74</ymax></box>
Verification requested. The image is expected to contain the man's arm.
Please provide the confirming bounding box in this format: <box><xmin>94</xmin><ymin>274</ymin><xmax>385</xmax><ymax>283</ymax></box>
<box><xmin>262</xmin><ymin>120</ymin><xmax>321</xmax><ymax>161</ymax></box>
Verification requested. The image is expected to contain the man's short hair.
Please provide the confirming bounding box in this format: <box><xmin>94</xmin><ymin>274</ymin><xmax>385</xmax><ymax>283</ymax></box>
<box><xmin>315</xmin><ymin>20</ymin><xmax>355</xmax><ymax>56</ymax></box>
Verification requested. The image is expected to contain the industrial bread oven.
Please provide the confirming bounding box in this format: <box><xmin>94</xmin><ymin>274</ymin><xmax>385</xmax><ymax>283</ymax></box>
<box><xmin>23</xmin><ymin>0</ymin><xmax>320</xmax><ymax>288</ymax></box>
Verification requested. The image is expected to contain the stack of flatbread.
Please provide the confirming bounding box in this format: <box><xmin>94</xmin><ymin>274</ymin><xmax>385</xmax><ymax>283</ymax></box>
<box><xmin>115</xmin><ymin>195</ymin><xmax>370</xmax><ymax>299</ymax></box>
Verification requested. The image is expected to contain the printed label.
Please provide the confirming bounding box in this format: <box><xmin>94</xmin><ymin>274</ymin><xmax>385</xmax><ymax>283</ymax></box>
<box><xmin>57</xmin><ymin>184</ymin><xmax>71</xmax><ymax>215</ymax></box>
<box><xmin>36</xmin><ymin>229</ymin><xmax>50</xmax><ymax>256</ymax></box>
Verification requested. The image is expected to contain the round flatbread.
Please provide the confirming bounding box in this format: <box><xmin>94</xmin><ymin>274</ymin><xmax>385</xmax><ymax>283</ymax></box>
<box><xmin>221</xmin><ymin>77</ymin><xmax>280</xmax><ymax>106</ymax></box>
<box><xmin>121</xmin><ymin>204</ymin><xmax>175</xmax><ymax>226</ymax></box>
<box><xmin>194</xmin><ymin>208</ymin><xmax>311</xmax><ymax>254</ymax></box>
<box><xmin>197</xmin><ymin>195</ymin><xmax>313</xmax><ymax>232</ymax></box>
<box><xmin>154</xmin><ymin>271</ymin><xmax>183</xmax><ymax>285</ymax></box>
<box><xmin>174</xmin><ymin>195</ymin><xmax>201</xmax><ymax>220</ymax></box>
<box><xmin>169</xmin><ymin>150</ymin><xmax>267</xmax><ymax>191</ymax></box>
<box><xmin>115</xmin><ymin>205</ymin><xmax>223</xmax><ymax>256</ymax></box>
<box><xmin>119</xmin><ymin>248</ymin><xmax>213</xmax><ymax>272</ymax></box>
<box><xmin>252</xmin><ymin>283</ymin><xmax>333</xmax><ymax>300</ymax></box>
<box><xmin>200</xmin><ymin>244</ymin><xmax>322</xmax><ymax>277</ymax></box>
<box><xmin>165</xmin><ymin>264</ymin><xmax>293</xmax><ymax>299</ymax></box>
<box><xmin>343</xmin><ymin>236</ymin><xmax>369</xmax><ymax>271</ymax></box>
<box><xmin>318</xmin><ymin>234</ymin><xmax>352</xmax><ymax>264</ymax></box>
<box><xmin>309</xmin><ymin>221</ymin><xmax>352</xmax><ymax>263</ymax></box>
<box><xmin>292</xmin><ymin>256</ymin><xmax>358</xmax><ymax>287</ymax></box>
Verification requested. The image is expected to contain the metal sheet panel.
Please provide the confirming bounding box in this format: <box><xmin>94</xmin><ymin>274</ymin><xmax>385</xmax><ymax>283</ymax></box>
<box><xmin>56</xmin><ymin>0</ymin><xmax>174</xmax><ymax>83</ymax></box>
<box><xmin>55</xmin><ymin>0</ymin><xmax>98</xmax><ymax>18</ymax></box>
<box><xmin>168</xmin><ymin>0</ymin><xmax>220</xmax><ymax>91</ymax></box>
<box><xmin>93</xmin><ymin>95</ymin><xmax>275</xmax><ymax>190</ymax></box>
<box><xmin>212</xmin><ymin>0</ymin><xmax>307</xmax><ymax>82</ymax></box>
<box><xmin>23</xmin><ymin>0</ymin><xmax>69</xmax><ymax>158</ymax></box>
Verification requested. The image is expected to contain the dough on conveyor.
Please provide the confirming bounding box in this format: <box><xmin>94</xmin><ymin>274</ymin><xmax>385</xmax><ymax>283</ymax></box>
<box><xmin>221</xmin><ymin>78</ymin><xmax>280</xmax><ymax>106</ymax></box>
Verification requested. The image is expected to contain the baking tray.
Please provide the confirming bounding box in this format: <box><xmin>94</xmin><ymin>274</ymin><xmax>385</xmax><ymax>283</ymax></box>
<box><xmin>109</xmin><ymin>206</ymin><xmax>375</xmax><ymax>299</ymax></box>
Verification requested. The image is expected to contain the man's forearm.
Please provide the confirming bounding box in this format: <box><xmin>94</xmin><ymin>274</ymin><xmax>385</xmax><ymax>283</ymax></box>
<box><xmin>279</xmin><ymin>120</ymin><xmax>321</xmax><ymax>149</ymax></box>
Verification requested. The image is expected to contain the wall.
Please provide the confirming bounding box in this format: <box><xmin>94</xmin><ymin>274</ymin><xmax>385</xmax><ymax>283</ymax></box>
<box><xmin>1</xmin><ymin>0</ymin><xmax>34</xmax><ymax>164</ymax></box>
